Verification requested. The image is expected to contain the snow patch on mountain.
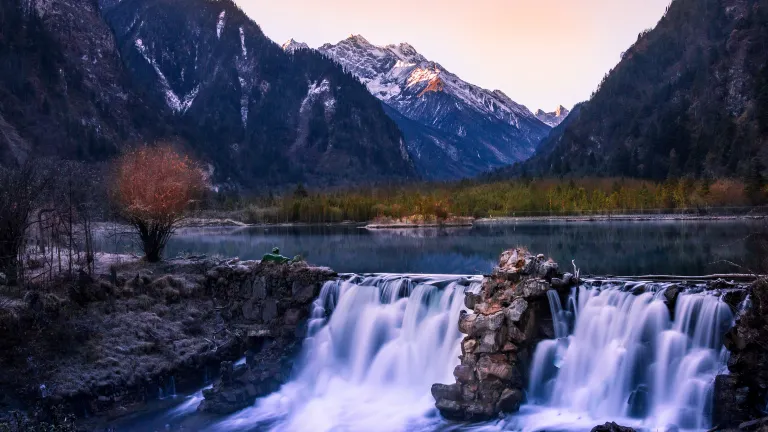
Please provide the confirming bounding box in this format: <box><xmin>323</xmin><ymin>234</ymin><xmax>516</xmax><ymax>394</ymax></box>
<box><xmin>134</xmin><ymin>38</ymin><xmax>198</xmax><ymax>113</ymax></box>
<box><xmin>239</xmin><ymin>27</ymin><xmax>247</xmax><ymax>58</ymax></box>
<box><xmin>216</xmin><ymin>10</ymin><xmax>225</xmax><ymax>39</ymax></box>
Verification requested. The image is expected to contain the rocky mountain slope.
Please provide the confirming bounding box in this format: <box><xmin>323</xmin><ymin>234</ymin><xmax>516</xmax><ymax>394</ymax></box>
<box><xmin>510</xmin><ymin>0</ymin><xmax>768</xmax><ymax>180</ymax></box>
<box><xmin>314</xmin><ymin>36</ymin><xmax>551</xmax><ymax>179</ymax></box>
<box><xmin>534</xmin><ymin>105</ymin><xmax>570</xmax><ymax>127</ymax></box>
<box><xmin>0</xmin><ymin>0</ymin><xmax>171</xmax><ymax>166</ymax></box>
<box><xmin>0</xmin><ymin>0</ymin><xmax>417</xmax><ymax>188</ymax></box>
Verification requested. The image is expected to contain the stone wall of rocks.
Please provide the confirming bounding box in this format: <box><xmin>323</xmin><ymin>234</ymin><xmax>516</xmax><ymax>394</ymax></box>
<box><xmin>198</xmin><ymin>260</ymin><xmax>336</xmax><ymax>414</ymax></box>
<box><xmin>715</xmin><ymin>279</ymin><xmax>768</xmax><ymax>428</ymax></box>
<box><xmin>431</xmin><ymin>248</ymin><xmax>575</xmax><ymax>420</ymax></box>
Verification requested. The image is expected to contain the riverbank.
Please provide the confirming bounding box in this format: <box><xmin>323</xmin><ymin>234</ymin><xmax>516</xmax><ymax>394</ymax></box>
<box><xmin>181</xmin><ymin>211</ymin><xmax>768</xmax><ymax>230</ymax></box>
<box><xmin>0</xmin><ymin>254</ymin><xmax>336</xmax><ymax>429</ymax></box>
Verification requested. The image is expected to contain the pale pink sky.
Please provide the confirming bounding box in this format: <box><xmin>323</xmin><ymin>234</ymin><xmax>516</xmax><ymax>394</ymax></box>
<box><xmin>235</xmin><ymin>0</ymin><xmax>671</xmax><ymax>112</ymax></box>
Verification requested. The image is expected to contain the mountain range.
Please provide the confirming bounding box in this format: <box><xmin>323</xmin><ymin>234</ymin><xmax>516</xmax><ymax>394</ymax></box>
<box><xmin>0</xmin><ymin>0</ymin><xmax>417</xmax><ymax>189</ymax></box>
<box><xmin>312</xmin><ymin>35</ymin><xmax>553</xmax><ymax>179</ymax></box>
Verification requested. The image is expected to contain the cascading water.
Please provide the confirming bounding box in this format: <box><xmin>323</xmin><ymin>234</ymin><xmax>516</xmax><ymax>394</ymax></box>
<box><xmin>519</xmin><ymin>281</ymin><xmax>734</xmax><ymax>432</ymax></box>
<box><xmin>209</xmin><ymin>274</ymin><xmax>483</xmax><ymax>432</ymax></box>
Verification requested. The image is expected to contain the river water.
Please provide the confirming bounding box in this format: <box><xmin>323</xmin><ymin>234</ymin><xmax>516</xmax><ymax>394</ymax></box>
<box><xmin>146</xmin><ymin>220</ymin><xmax>762</xmax><ymax>276</ymax></box>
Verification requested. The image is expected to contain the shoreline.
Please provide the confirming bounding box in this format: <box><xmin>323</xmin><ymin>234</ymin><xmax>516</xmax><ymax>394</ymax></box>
<box><xmin>177</xmin><ymin>213</ymin><xmax>768</xmax><ymax>230</ymax></box>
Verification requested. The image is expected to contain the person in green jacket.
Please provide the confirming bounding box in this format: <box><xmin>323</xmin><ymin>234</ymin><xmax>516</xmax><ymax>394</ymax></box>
<box><xmin>261</xmin><ymin>247</ymin><xmax>291</xmax><ymax>264</ymax></box>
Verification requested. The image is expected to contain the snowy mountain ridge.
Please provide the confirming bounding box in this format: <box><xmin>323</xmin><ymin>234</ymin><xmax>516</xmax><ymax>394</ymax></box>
<box><xmin>535</xmin><ymin>105</ymin><xmax>570</xmax><ymax>127</ymax></box>
<box><xmin>289</xmin><ymin>35</ymin><xmax>552</xmax><ymax>179</ymax></box>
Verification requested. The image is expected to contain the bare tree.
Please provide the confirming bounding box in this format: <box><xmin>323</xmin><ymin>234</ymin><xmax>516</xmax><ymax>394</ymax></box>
<box><xmin>0</xmin><ymin>161</ymin><xmax>51</xmax><ymax>286</ymax></box>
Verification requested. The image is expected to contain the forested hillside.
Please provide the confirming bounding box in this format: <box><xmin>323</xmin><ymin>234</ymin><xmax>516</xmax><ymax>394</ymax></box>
<box><xmin>510</xmin><ymin>0</ymin><xmax>768</xmax><ymax>181</ymax></box>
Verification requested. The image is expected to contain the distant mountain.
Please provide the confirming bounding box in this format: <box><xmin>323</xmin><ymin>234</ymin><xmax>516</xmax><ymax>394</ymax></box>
<box><xmin>313</xmin><ymin>35</ymin><xmax>551</xmax><ymax>179</ymax></box>
<box><xmin>535</xmin><ymin>105</ymin><xmax>570</xmax><ymax>127</ymax></box>
<box><xmin>0</xmin><ymin>0</ymin><xmax>417</xmax><ymax>188</ymax></box>
<box><xmin>513</xmin><ymin>0</ymin><xmax>768</xmax><ymax>180</ymax></box>
<box><xmin>282</xmin><ymin>39</ymin><xmax>309</xmax><ymax>54</ymax></box>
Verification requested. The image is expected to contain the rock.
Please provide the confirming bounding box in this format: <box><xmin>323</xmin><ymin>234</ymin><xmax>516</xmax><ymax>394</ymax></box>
<box><xmin>722</xmin><ymin>289</ymin><xmax>747</xmax><ymax>310</ymax></box>
<box><xmin>627</xmin><ymin>384</ymin><xmax>649</xmax><ymax>418</ymax></box>
<box><xmin>246</xmin><ymin>329</ymin><xmax>272</xmax><ymax>352</ymax></box>
<box><xmin>431</xmin><ymin>383</ymin><xmax>461</xmax><ymax>402</ymax></box>
<box><xmin>518</xmin><ymin>279</ymin><xmax>550</xmax><ymax>298</ymax></box>
<box><xmin>738</xmin><ymin>416</ymin><xmax>768</xmax><ymax>431</ymax></box>
<box><xmin>459</xmin><ymin>311</ymin><xmax>504</xmax><ymax>337</ymax></box>
<box><xmin>453</xmin><ymin>364</ymin><xmax>474</xmax><ymax>383</ymax></box>
<box><xmin>496</xmin><ymin>388</ymin><xmax>524</xmax><ymax>413</ymax></box>
<box><xmin>261</xmin><ymin>298</ymin><xmax>278</xmax><ymax>322</ymax></box>
<box><xmin>504</xmin><ymin>298</ymin><xmax>528</xmax><ymax>323</ymax></box>
<box><xmin>591</xmin><ymin>422</ymin><xmax>636</xmax><ymax>432</ymax></box>
<box><xmin>713</xmin><ymin>374</ymin><xmax>751</xmax><ymax>427</ymax></box>
<box><xmin>663</xmin><ymin>285</ymin><xmax>680</xmax><ymax>309</ymax></box>
<box><xmin>432</xmin><ymin>248</ymin><xmax>562</xmax><ymax>421</ymax></box>
<box><xmin>476</xmin><ymin>355</ymin><xmax>513</xmax><ymax>381</ymax></box>
<box><xmin>464</xmin><ymin>292</ymin><xmax>481</xmax><ymax>310</ymax></box>
<box><xmin>462</xmin><ymin>338</ymin><xmax>477</xmax><ymax>355</ymax></box>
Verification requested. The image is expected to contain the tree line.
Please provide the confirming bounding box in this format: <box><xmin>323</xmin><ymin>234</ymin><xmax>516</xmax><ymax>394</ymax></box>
<box><xmin>233</xmin><ymin>177</ymin><xmax>764</xmax><ymax>224</ymax></box>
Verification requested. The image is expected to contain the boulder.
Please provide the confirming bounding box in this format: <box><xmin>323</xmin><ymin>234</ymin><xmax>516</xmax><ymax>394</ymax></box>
<box><xmin>591</xmin><ymin>422</ymin><xmax>636</xmax><ymax>432</ymax></box>
<box><xmin>504</xmin><ymin>298</ymin><xmax>528</xmax><ymax>323</ymax></box>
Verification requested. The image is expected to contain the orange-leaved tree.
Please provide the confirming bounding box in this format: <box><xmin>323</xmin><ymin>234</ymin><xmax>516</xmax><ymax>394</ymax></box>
<box><xmin>111</xmin><ymin>145</ymin><xmax>206</xmax><ymax>262</ymax></box>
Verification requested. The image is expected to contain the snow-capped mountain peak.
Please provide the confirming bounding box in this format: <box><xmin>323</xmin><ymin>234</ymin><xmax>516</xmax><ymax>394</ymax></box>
<box><xmin>535</xmin><ymin>105</ymin><xmax>570</xmax><ymax>127</ymax></box>
<box><xmin>281</xmin><ymin>38</ymin><xmax>309</xmax><ymax>54</ymax></box>
<box><xmin>318</xmin><ymin>35</ymin><xmax>551</xmax><ymax>179</ymax></box>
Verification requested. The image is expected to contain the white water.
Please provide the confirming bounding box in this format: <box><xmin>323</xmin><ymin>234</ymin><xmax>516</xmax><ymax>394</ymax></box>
<box><xmin>132</xmin><ymin>276</ymin><xmax>736</xmax><ymax>432</ymax></box>
<box><xmin>521</xmin><ymin>282</ymin><xmax>734</xmax><ymax>432</ymax></box>
<box><xmin>208</xmin><ymin>274</ymin><xmax>483</xmax><ymax>432</ymax></box>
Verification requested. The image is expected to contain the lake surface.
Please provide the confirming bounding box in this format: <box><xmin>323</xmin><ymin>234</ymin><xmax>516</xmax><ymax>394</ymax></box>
<box><xmin>107</xmin><ymin>219</ymin><xmax>765</xmax><ymax>276</ymax></box>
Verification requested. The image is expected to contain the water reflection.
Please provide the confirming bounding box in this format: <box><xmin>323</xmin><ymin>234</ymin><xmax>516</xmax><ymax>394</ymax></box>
<box><xmin>99</xmin><ymin>220</ymin><xmax>762</xmax><ymax>276</ymax></box>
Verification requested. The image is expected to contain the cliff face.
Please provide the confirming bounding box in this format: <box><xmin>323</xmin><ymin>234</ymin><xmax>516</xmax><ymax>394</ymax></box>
<box><xmin>431</xmin><ymin>248</ymin><xmax>573</xmax><ymax>420</ymax></box>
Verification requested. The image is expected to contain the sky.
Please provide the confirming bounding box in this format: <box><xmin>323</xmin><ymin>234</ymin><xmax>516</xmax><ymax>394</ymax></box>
<box><xmin>234</xmin><ymin>0</ymin><xmax>671</xmax><ymax>112</ymax></box>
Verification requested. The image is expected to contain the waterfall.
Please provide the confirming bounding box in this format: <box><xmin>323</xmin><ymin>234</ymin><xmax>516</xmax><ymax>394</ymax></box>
<box><xmin>210</xmin><ymin>274</ymin><xmax>483</xmax><ymax>432</ymax></box>
<box><xmin>523</xmin><ymin>282</ymin><xmax>734</xmax><ymax>431</ymax></box>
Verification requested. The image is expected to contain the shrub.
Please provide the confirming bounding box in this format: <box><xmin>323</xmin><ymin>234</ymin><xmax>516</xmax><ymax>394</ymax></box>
<box><xmin>110</xmin><ymin>145</ymin><xmax>206</xmax><ymax>262</ymax></box>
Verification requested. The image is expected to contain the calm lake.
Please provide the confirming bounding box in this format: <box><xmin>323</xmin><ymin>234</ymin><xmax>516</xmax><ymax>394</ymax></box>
<box><xmin>103</xmin><ymin>219</ymin><xmax>765</xmax><ymax>276</ymax></box>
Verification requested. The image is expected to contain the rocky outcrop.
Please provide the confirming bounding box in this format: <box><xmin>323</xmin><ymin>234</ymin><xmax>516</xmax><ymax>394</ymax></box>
<box><xmin>198</xmin><ymin>261</ymin><xmax>336</xmax><ymax>414</ymax></box>
<box><xmin>431</xmin><ymin>248</ymin><xmax>574</xmax><ymax>420</ymax></box>
<box><xmin>714</xmin><ymin>279</ymin><xmax>768</xmax><ymax>427</ymax></box>
<box><xmin>0</xmin><ymin>255</ymin><xmax>336</xmax><ymax>425</ymax></box>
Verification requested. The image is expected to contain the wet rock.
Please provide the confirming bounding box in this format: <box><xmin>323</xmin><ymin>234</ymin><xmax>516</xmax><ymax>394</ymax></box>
<box><xmin>431</xmin><ymin>383</ymin><xmax>461</xmax><ymax>402</ymax></box>
<box><xmin>453</xmin><ymin>364</ymin><xmax>474</xmax><ymax>383</ymax></box>
<box><xmin>713</xmin><ymin>280</ymin><xmax>768</xmax><ymax>428</ymax></box>
<box><xmin>464</xmin><ymin>292</ymin><xmax>481</xmax><ymax>310</ymax></box>
<box><xmin>504</xmin><ymin>298</ymin><xmax>528</xmax><ymax>323</ymax></box>
<box><xmin>627</xmin><ymin>384</ymin><xmax>649</xmax><ymax>418</ymax></box>
<box><xmin>722</xmin><ymin>289</ymin><xmax>747</xmax><ymax>310</ymax></box>
<box><xmin>738</xmin><ymin>416</ymin><xmax>768</xmax><ymax>431</ymax></box>
<box><xmin>714</xmin><ymin>374</ymin><xmax>751</xmax><ymax>427</ymax></box>
<box><xmin>496</xmin><ymin>388</ymin><xmax>524</xmax><ymax>413</ymax></box>
<box><xmin>591</xmin><ymin>422</ymin><xmax>636</xmax><ymax>432</ymax></box>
